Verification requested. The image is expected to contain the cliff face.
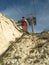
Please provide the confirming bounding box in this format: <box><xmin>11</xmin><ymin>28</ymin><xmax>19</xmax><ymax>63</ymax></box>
<box><xmin>0</xmin><ymin>13</ymin><xmax>22</xmax><ymax>55</ymax></box>
<box><xmin>1</xmin><ymin>32</ymin><xmax>49</xmax><ymax>65</ymax></box>
<box><xmin>0</xmin><ymin>13</ymin><xmax>49</xmax><ymax>65</ymax></box>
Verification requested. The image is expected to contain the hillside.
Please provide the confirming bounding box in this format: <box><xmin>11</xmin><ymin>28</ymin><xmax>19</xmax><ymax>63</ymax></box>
<box><xmin>0</xmin><ymin>13</ymin><xmax>49</xmax><ymax>65</ymax></box>
<box><xmin>0</xmin><ymin>13</ymin><xmax>22</xmax><ymax>55</ymax></box>
<box><xmin>0</xmin><ymin>31</ymin><xmax>49</xmax><ymax>65</ymax></box>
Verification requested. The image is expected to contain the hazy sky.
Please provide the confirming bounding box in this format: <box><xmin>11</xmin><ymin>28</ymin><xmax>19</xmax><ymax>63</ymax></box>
<box><xmin>0</xmin><ymin>0</ymin><xmax>49</xmax><ymax>32</ymax></box>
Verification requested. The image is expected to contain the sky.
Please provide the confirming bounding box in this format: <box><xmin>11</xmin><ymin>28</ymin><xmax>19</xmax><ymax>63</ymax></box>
<box><xmin>0</xmin><ymin>0</ymin><xmax>49</xmax><ymax>33</ymax></box>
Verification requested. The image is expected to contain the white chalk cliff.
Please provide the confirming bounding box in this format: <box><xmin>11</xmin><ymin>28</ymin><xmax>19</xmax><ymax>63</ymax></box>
<box><xmin>0</xmin><ymin>13</ymin><xmax>22</xmax><ymax>55</ymax></box>
<box><xmin>1</xmin><ymin>13</ymin><xmax>49</xmax><ymax>65</ymax></box>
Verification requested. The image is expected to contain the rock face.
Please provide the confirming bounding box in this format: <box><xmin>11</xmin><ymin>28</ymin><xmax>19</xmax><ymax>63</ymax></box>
<box><xmin>1</xmin><ymin>32</ymin><xmax>49</xmax><ymax>65</ymax></box>
<box><xmin>0</xmin><ymin>13</ymin><xmax>49</xmax><ymax>65</ymax></box>
<box><xmin>0</xmin><ymin>13</ymin><xmax>22</xmax><ymax>55</ymax></box>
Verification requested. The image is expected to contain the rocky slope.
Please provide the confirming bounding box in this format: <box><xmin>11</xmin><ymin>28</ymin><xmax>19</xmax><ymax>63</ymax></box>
<box><xmin>0</xmin><ymin>31</ymin><xmax>49</xmax><ymax>65</ymax></box>
<box><xmin>0</xmin><ymin>13</ymin><xmax>22</xmax><ymax>55</ymax></box>
<box><xmin>0</xmin><ymin>13</ymin><xmax>49</xmax><ymax>65</ymax></box>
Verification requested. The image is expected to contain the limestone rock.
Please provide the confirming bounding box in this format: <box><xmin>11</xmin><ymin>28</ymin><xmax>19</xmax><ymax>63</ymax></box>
<box><xmin>1</xmin><ymin>32</ymin><xmax>49</xmax><ymax>65</ymax></box>
<box><xmin>0</xmin><ymin>13</ymin><xmax>22</xmax><ymax>55</ymax></box>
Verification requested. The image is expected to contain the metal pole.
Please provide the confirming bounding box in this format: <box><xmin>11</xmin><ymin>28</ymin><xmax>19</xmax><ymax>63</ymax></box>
<box><xmin>31</xmin><ymin>18</ymin><xmax>34</xmax><ymax>33</ymax></box>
